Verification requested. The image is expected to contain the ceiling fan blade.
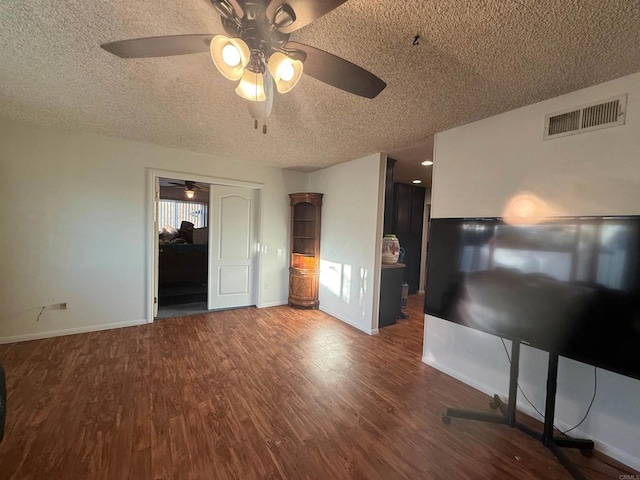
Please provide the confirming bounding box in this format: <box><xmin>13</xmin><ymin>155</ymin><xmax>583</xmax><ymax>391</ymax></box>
<box><xmin>101</xmin><ymin>34</ymin><xmax>215</xmax><ymax>58</ymax></box>
<box><xmin>286</xmin><ymin>42</ymin><xmax>386</xmax><ymax>99</ymax></box>
<box><xmin>267</xmin><ymin>0</ymin><xmax>348</xmax><ymax>34</ymax></box>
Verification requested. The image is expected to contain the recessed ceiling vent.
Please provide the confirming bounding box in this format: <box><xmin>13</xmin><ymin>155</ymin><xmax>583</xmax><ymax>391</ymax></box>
<box><xmin>544</xmin><ymin>94</ymin><xmax>627</xmax><ymax>140</ymax></box>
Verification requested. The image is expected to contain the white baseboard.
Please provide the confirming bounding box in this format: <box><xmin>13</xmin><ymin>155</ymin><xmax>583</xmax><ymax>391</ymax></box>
<box><xmin>257</xmin><ymin>300</ymin><xmax>288</xmax><ymax>308</ymax></box>
<box><xmin>417</xmin><ymin>290</ymin><xmax>425</xmax><ymax>295</ymax></box>
<box><xmin>370</xmin><ymin>329</ymin><xmax>379</xmax><ymax>335</ymax></box>
<box><xmin>0</xmin><ymin>319</ymin><xmax>147</xmax><ymax>345</ymax></box>
<box><xmin>422</xmin><ymin>356</ymin><xmax>640</xmax><ymax>472</ymax></box>
<box><xmin>320</xmin><ymin>307</ymin><xmax>377</xmax><ymax>335</ymax></box>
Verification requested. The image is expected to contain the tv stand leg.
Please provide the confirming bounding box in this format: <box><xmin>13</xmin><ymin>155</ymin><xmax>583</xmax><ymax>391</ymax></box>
<box><xmin>543</xmin><ymin>352</ymin><xmax>594</xmax><ymax>479</ymax></box>
<box><xmin>441</xmin><ymin>342</ymin><xmax>595</xmax><ymax>480</ymax></box>
<box><xmin>548</xmin><ymin>443</ymin><xmax>589</xmax><ymax>480</ymax></box>
<box><xmin>554</xmin><ymin>438</ymin><xmax>594</xmax><ymax>451</ymax></box>
<box><xmin>442</xmin><ymin>340</ymin><xmax>521</xmax><ymax>426</ymax></box>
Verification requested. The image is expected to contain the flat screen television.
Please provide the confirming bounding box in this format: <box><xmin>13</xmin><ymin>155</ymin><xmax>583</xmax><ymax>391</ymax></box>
<box><xmin>424</xmin><ymin>216</ymin><xmax>640</xmax><ymax>381</ymax></box>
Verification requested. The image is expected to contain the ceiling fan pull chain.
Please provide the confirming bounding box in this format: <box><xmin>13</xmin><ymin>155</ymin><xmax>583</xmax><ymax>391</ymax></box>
<box><xmin>254</xmin><ymin>119</ymin><xmax>258</xmax><ymax>129</ymax></box>
<box><xmin>263</xmin><ymin>123</ymin><xmax>267</xmax><ymax>134</ymax></box>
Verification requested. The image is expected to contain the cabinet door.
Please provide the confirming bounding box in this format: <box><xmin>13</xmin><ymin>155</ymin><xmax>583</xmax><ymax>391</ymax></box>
<box><xmin>394</xmin><ymin>183</ymin><xmax>412</xmax><ymax>233</ymax></box>
<box><xmin>289</xmin><ymin>270</ymin><xmax>319</xmax><ymax>307</ymax></box>
<box><xmin>290</xmin><ymin>273</ymin><xmax>312</xmax><ymax>299</ymax></box>
<box><xmin>410</xmin><ymin>186</ymin><xmax>426</xmax><ymax>233</ymax></box>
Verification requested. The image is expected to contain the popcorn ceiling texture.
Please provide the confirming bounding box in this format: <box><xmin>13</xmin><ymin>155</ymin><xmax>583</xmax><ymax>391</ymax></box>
<box><xmin>1</xmin><ymin>0</ymin><xmax>640</xmax><ymax>170</ymax></box>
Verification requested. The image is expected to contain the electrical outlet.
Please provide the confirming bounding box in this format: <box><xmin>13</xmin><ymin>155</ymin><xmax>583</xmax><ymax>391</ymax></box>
<box><xmin>60</xmin><ymin>302</ymin><xmax>69</xmax><ymax>310</ymax></box>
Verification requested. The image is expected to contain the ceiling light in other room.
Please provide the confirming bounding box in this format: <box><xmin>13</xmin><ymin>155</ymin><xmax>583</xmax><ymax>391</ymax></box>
<box><xmin>185</xmin><ymin>189</ymin><xmax>195</xmax><ymax>199</ymax></box>
<box><xmin>236</xmin><ymin>69</ymin><xmax>267</xmax><ymax>101</ymax></box>
<box><xmin>421</xmin><ymin>160</ymin><xmax>433</xmax><ymax>166</ymax></box>
<box><xmin>412</xmin><ymin>179</ymin><xmax>422</xmax><ymax>184</ymax></box>
<box><xmin>268</xmin><ymin>52</ymin><xmax>303</xmax><ymax>93</ymax></box>
<box><xmin>210</xmin><ymin>35</ymin><xmax>250</xmax><ymax>81</ymax></box>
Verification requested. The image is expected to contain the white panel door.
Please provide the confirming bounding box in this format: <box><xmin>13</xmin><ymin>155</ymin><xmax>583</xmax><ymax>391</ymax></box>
<box><xmin>209</xmin><ymin>185</ymin><xmax>257</xmax><ymax>309</ymax></box>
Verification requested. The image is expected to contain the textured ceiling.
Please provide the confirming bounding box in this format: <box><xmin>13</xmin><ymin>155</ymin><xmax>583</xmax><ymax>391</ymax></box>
<box><xmin>2</xmin><ymin>1</ymin><xmax>640</xmax><ymax>170</ymax></box>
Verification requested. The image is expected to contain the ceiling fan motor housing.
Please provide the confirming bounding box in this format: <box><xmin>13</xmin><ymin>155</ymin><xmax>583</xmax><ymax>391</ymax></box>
<box><xmin>220</xmin><ymin>2</ymin><xmax>292</xmax><ymax>72</ymax></box>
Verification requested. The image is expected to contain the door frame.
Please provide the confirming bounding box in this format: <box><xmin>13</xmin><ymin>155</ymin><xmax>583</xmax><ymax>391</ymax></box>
<box><xmin>146</xmin><ymin>168</ymin><xmax>264</xmax><ymax>324</ymax></box>
<box><xmin>418</xmin><ymin>203</ymin><xmax>431</xmax><ymax>294</ymax></box>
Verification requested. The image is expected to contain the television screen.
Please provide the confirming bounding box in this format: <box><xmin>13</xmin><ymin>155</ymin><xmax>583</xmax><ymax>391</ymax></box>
<box><xmin>425</xmin><ymin>217</ymin><xmax>640</xmax><ymax>381</ymax></box>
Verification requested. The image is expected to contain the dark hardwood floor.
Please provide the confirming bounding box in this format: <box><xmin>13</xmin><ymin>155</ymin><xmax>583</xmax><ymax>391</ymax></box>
<box><xmin>0</xmin><ymin>295</ymin><xmax>635</xmax><ymax>479</ymax></box>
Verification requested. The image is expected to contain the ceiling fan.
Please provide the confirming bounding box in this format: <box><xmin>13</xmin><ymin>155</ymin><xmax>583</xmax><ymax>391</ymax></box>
<box><xmin>100</xmin><ymin>0</ymin><xmax>386</xmax><ymax>129</ymax></box>
<box><xmin>168</xmin><ymin>180</ymin><xmax>203</xmax><ymax>199</ymax></box>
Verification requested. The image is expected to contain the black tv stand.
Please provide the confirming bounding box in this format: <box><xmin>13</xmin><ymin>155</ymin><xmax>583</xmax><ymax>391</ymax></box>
<box><xmin>441</xmin><ymin>339</ymin><xmax>594</xmax><ymax>480</ymax></box>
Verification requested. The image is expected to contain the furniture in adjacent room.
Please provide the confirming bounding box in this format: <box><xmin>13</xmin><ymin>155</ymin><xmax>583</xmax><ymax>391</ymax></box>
<box><xmin>158</xmin><ymin>244</ymin><xmax>208</xmax><ymax>285</ymax></box>
<box><xmin>379</xmin><ymin>263</ymin><xmax>405</xmax><ymax>328</ymax></box>
<box><xmin>157</xmin><ymin>243</ymin><xmax>208</xmax><ymax>307</ymax></box>
<box><xmin>391</xmin><ymin>182</ymin><xmax>425</xmax><ymax>294</ymax></box>
<box><xmin>288</xmin><ymin>192</ymin><xmax>323</xmax><ymax>308</ymax></box>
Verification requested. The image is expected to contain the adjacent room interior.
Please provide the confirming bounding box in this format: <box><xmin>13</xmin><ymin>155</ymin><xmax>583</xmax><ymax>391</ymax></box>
<box><xmin>1</xmin><ymin>1</ymin><xmax>640</xmax><ymax>479</ymax></box>
<box><xmin>156</xmin><ymin>177</ymin><xmax>210</xmax><ymax>319</ymax></box>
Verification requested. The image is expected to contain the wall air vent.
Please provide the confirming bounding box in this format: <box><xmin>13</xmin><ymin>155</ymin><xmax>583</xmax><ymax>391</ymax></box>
<box><xmin>544</xmin><ymin>94</ymin><xmax>627</xmax><ymax>140</ymax></box>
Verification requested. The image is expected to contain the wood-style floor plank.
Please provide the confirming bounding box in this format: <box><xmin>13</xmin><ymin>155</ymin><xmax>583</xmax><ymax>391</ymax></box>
<box><xmin>0</xmin><ymin>295</ymin><xmax>636</xmax><ymax>479</ymax></box>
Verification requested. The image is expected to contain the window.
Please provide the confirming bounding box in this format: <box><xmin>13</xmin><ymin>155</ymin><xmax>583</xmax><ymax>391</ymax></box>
<box><xmin>158</xmin><ymin>199</ymin><xmax>208</xmax><ymax>231</ymax></box>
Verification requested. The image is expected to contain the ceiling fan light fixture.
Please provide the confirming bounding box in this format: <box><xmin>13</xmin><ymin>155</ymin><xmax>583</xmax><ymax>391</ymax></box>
<box><xmin>268</xmin><ymin>52</ymin><xmax>303</xmax><ymax>94</ymax></box>
<box><xmin>210</xmin><ymin>35</ymin><xmax>250</xmax><ymax>81</ymax></box>
<box><xmin>247</xmin><ymin>68</ymin><xmax>274</xmax><ymax>119</ymax></box>
<box><xmin>185</xmin><ymin>189</ymin><xmax>196</xmax><ymax>199</ymax></box>
<box><xmin>235</xmin><ymin>69</ymin><xmax>266</xmax><ymax>101</ymax></box>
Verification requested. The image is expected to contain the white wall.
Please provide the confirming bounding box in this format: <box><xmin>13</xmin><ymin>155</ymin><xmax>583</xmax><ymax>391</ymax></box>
<box><xmin>0</xmin><ymin>119</ymin><xmax>307</xmax><ymax>342</ymax></box>
<box><xmin>426</xmin><ymin>72</ymin><xmax>640</xmax><ymax>470</ymax></box>
<box><xmin>307</xmin><ymin>153</ymin><xmax>385</xmax><ymax>334</ymax></box>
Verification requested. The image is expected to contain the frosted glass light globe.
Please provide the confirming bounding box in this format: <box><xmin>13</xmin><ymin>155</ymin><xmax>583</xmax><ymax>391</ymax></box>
<box><xmin>280</xmin><ymin>63</ymin><xmax>295</xmax><ymax>82</ymax></box>
<box><xmin>222</xmin><ymin>44</ymin><xmax>241</xmax><ymax>67</ymax></box>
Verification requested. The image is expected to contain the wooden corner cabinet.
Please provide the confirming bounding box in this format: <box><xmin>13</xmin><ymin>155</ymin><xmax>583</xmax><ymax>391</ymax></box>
<box><xmin>288</xmin><ymin>192</ymin><xmax>323</xmax><ymax>309</ymax></box>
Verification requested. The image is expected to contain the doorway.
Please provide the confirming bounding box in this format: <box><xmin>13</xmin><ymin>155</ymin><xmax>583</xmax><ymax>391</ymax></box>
<box><xmin>155</xmin><ymin>177</ymin><xmax>210</xmax><ymax>319</ymax></box>
<box><xmin>377</xmin><ymin>139</ymin><xmax>434</xmax><ymax>335</ymax></box>
<box><xmin>147</xmin><ymin>169</ymin><xmax>263</xmax><ymax>323</ymax></box>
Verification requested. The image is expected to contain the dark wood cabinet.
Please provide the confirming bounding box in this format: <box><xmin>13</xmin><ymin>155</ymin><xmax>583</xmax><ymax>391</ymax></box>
<box><xmin>289</xmin><ymin>192</ymin><xmax>323</xmax><ymax>308</ymax></box>
<box><xmin>395</xmin><ymin>183</ymin><xmax>412</xmax><ymax>232</ymax></box>
<box><xmin>392</xmin><ymin>183</ymin><xmax>426</xmax><ymax>294</ymax></box>
<box><xmin>379</xmin><ymin>263</ymin><xmax>405</xmax><ymax>328</ymax></box>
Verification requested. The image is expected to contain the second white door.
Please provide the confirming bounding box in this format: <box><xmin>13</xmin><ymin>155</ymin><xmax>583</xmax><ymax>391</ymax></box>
<box><xmin>208</xmin><ymin>185</ymin><xmax>258</xmax><ymax>310</ymax></box>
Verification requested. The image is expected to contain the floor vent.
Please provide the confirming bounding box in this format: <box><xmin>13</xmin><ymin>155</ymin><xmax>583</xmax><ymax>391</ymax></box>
<box><xmin>544</xmin><ymin>94</ymin><xmax>627</xmax><ymax>140</ymax></box>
